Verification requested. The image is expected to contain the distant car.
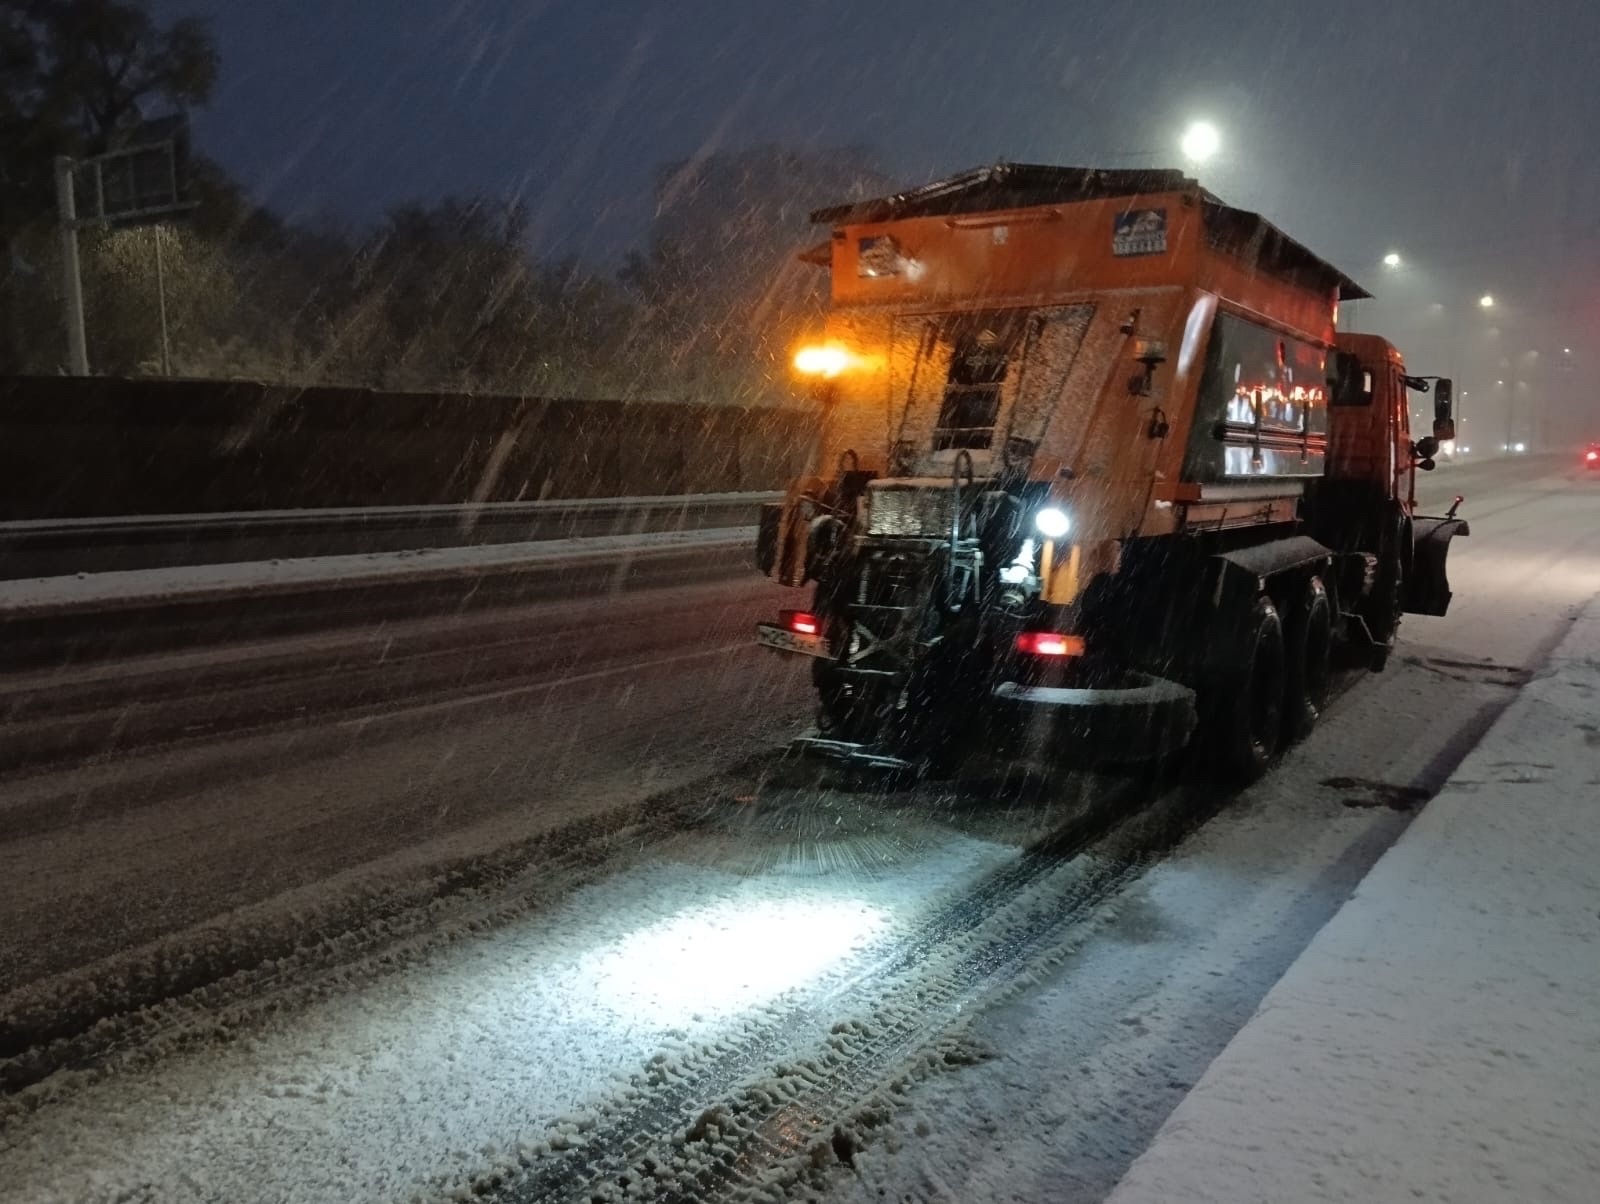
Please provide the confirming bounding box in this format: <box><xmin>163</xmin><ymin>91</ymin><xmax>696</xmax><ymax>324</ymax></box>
<box><xmin>1585</xmin><ymin>442</ymin><xmax>1600</xmax><ymax>470</ymax></box>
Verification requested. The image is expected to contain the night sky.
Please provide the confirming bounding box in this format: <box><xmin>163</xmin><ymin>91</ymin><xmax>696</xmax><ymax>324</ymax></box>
<box><xmin>148</xmin><ymin>0</ymin><xmax>1600</xmax><ymax>437</ymax></box>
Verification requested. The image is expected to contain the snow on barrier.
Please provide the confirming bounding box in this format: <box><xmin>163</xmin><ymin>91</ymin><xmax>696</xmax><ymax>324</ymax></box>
<box><xmin>0</xmin><ymin>375</ymin><xmax>816</xmax><ymax>519</ymax></box>
<box><xmin>1106</xmin><ymin>595</ymin><xmax>1600</xmax><ymax>1204</ymax></box>
<box><xmin>0</xmin><ymin>491</ymin><xmax>779</xmax><ymax>579</ymax></box>
<box><xmin>0</xmin><ymin>528</ymin><xmax>760</xmax><ymax>669</ymax></box>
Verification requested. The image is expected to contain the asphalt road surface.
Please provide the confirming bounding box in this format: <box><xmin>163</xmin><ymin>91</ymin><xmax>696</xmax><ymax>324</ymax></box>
<box><xmin>1</xmin><ymin>453</ymin><xmax>1595</xmax><ymax>1203</ymax></box>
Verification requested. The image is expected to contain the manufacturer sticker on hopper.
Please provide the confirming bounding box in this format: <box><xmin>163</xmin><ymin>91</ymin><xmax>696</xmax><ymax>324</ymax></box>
<box><xmin>1113</xmin><ymin>208</ymin><xmax>1168</xmax><ymax>257</ymax></box>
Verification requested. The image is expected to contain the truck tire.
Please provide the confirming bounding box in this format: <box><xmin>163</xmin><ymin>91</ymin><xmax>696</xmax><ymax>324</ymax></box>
<box><xmin>1209</xmin><ymin>594</ymin><xmax>1286</xmax><ymax>783</ymax></box>
<box><xmin>1284</xmin><ymin>575</ymin><xmax>1332</xmax><ymax>743</ymax></box>
<box><xmin>1366</xmin><ymin>513</ymin><xmax>1409</xmax><ymax>671</ymax></box>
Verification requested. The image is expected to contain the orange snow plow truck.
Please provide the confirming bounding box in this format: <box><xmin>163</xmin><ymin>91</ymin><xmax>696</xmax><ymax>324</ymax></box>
<box><xmin>754</xmin><ymin>164</ymin><xmax>1468</xmax><ymax>780</ymax></box>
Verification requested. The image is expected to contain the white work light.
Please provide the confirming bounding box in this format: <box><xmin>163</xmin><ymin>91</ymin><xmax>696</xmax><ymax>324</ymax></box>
<box><xmin>1035</xmin><ymin>507</ymin><xmax>1071</xmax><ymax>538</ymax></box>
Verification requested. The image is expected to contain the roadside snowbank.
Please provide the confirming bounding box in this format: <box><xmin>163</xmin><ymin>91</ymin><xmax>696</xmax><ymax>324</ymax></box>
<box><xmin>1107</xmin><ymin>597</ymin><xmax>1600</xmax><ymax>1204</ymax></box>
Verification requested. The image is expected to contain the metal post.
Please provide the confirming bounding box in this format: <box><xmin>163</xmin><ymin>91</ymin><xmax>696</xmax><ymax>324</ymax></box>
<box><xmin>53</xmin><ymin>156</ymin><xmax>89</xmax><ymax>375</ymax></box>
<box><xmin>154</xmin><ymin>226</ymin><xmax>171</xmax><ymax>376</ymax></box>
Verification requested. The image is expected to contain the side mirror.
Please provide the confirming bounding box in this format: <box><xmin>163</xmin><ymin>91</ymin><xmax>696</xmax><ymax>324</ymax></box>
<box><xmin>1414</xmin><ymin>435</ymin><xmax>1441</xmax><ymax>460</ymax></box>
<box><xmin>1433</xmin><ymin>377</ymin><xmax>1456</xmax><ymax>441</ymax></box>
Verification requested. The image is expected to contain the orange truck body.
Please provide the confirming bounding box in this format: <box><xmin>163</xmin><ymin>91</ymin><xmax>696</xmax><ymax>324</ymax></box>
<box><xmin>755</xmin><ymin>165</ymin><xmax>1465</xmax><ymax>776</ymax></box>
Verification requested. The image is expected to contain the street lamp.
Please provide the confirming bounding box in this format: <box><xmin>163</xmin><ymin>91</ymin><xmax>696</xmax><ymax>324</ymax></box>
<box><xmin>1479</xmin><ymin>294</ymin><xmax>1495</xmax><ymax>309</ymax></box>
<box><xmin>1383</xmin><ymin>251</ymin><xmax>1402</xmax><ymax>268</ymax></box>
<box><xmin>1180</xmin><ymin>121</ymin><xmax>1221</xmax><ymax>164</ymax></box>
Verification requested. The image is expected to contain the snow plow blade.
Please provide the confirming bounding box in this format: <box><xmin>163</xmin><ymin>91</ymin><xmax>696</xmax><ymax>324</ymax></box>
<box><xmin>1406</xmin><ymin>516</ymin><xmax>1470</xmax><ymax>617</ymax></box>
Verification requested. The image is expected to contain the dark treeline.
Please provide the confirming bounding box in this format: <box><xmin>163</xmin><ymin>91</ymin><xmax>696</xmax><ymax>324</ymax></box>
<box><xmin>0</xmin><ymin>1</ymin><xmax>891</xmax><ymax>404</ymax></box>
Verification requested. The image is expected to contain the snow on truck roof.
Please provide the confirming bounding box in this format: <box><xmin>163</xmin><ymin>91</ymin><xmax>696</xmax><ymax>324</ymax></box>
<box><xmin>809</xmin><ymin>162</ymin><xmax>1371</xmax><ymax>301</ymax></box>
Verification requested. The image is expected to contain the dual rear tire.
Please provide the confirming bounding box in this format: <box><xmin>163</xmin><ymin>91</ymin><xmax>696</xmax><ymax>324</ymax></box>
<box><xmin>1208</xmin><ymin>575</ymin><xmax>1332</xmax><ymax>784</ymax></box>
<box><xmin>1210</xmin><ymin>595</ymin><xmax>1286</xmax><ymax>783</ymax></box>
<box><xmin>1284</xmin><ymin>576</ymin><xmax>1333</xmax><ymax>742</ymax></box>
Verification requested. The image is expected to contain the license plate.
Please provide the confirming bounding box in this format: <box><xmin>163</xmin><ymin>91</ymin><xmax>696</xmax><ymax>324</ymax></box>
<box><xmin>755</xmin><ymin>622</ymin><xmax>829</xmax><ymax>658</ymax></box>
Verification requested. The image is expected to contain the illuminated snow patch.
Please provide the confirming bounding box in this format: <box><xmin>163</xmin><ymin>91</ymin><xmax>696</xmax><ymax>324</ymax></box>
<box><xmin>577</xmin><ymin>897</ymin><xmax>887</xmax><ymax>1023</ymax></box>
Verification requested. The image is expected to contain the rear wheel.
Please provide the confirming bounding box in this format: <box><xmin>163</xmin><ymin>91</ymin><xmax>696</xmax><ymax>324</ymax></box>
<box><xmin>1284</xmin><ymin>576</ymin><xmax>1333</xmax><ymax>743</ymax></box>
<box><xmin>1207</xmin><ymin>594</ymin><xmax>1286</xmax><ymax>784</ymax></box>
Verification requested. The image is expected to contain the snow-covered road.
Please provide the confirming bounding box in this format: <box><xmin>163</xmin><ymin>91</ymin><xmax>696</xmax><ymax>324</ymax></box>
<box><xmin>1</xmin><ymin>456</ymin><xmax>1595</xmax><ymax>1202</ymax></box>
<box><xmin>0</xmin><ymin>575</ymin><xmax>809</xmax><ymax>989</ymax></box>
<box><xmin>814</xmin><ymin>458</ymin><xmax>1600</xmax><ymax>1202</ymax></box>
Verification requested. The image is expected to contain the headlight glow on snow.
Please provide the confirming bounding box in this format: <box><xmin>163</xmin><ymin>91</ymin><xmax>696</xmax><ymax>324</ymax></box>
<box><xmin>577</xmin><ymin>897</ymin><xmax>887</xmax><ymax>1023</ymax></box>
<box><xmin>1034</xmin><ymin>507</ymin><xmax>1071</xmax><ymax>539</ymax></box>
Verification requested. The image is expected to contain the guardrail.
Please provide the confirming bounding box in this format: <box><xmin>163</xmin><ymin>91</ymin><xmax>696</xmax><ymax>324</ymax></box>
<box><xmin>0</xmin><ymin>491</ymin><xmax>779</xmax><ymax>580</ymax></box>
<box><xmin>0</xmin><ymin>525</ymin><xmax>765</xmax><ymax>670</ymax></box>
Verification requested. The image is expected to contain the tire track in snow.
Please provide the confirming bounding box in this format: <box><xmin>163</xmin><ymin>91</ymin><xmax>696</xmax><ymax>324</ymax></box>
<box><xmin>471</xmin><ymin>770</ymin><xmax>1232</xmax><ymax>1204</ymax></box>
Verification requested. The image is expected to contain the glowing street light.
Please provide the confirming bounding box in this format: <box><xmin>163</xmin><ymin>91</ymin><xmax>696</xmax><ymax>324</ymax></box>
<box><xmin>1180</xmin><ymin>121</ymin><xmax>1221</xmax><ymax>164</ymax></box>
<box><xmin>1383</xmin><ymin>251</ymin><xmax>1402</xmax><ymax>268</ymax></box>
<box><xmin>1479</xmin><ymin>294</ymin><xmax>1495</xmax><ymax>309</ymax></box>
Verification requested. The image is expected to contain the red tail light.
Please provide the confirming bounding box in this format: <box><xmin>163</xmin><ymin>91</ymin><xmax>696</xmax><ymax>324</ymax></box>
<box><xmin>1587</xmin><ymin>451</ymin><xmax>1597</xmax><ymax>462</ymax></box>
<box><xmin>1015</xmin><ymin>631</ymin><xmax>1086</xmax><ymax>658</ymax></box>
<box><xmin>781</xmin><ymin>610</ymin><xmax>820</xmax><ymax>636</ymax></box>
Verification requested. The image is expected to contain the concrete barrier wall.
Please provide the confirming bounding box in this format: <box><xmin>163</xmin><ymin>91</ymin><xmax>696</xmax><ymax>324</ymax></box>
<box><xmin>0</xmin><ymin>377</ymin><xmax>818</xmax><ymax>518</ymax></box>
